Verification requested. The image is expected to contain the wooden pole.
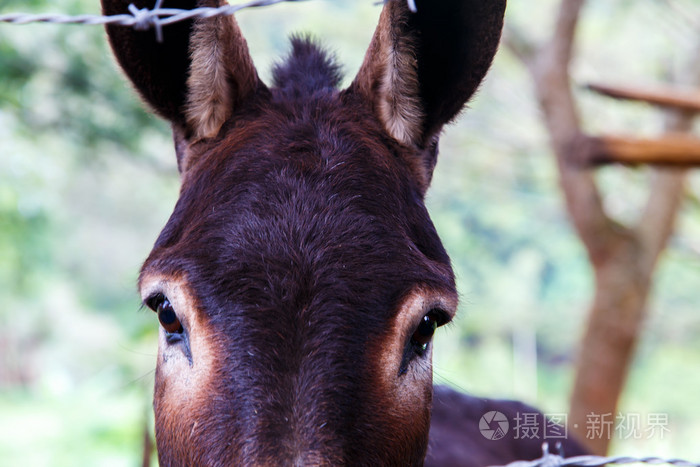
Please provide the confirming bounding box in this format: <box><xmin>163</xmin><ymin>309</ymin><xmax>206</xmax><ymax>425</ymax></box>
<box><xmin>580</xmin><ymin>133</ymin><xmax>700</xmax><ymax>167</ymax></box>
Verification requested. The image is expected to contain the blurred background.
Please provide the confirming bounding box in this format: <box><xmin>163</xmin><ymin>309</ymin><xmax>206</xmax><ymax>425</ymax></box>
<box><xmin>1</xmin><ymin>0</ymin><xmax>699</xmax><ymax>464</ymax></box>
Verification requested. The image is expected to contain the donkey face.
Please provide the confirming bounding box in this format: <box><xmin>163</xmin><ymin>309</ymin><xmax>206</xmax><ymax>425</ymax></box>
<box><xmin>103</xmin><ymin>0</ymin><xmax>505</xmax><ymax>464</ymax></box>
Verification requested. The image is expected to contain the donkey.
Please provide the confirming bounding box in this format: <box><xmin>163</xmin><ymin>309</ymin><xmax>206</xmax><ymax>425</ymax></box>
<box><xmin>103</xmin><ymin>0</ymin><xmax>587</xmax><ymax>464</ymax></box>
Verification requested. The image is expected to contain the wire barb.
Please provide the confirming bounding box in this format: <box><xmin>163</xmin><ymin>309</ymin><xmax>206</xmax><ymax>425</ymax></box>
<box><xmin>128</xmin><ymin>2</ymin><xmax>163</xmax><ymax>42</ymax></box>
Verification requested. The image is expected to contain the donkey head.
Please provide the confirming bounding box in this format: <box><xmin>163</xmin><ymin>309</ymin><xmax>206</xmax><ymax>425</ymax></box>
<box><xmin>103</xmin><ymin>0</ymin><xmax>505</xmax><ymax>464</ymax></box>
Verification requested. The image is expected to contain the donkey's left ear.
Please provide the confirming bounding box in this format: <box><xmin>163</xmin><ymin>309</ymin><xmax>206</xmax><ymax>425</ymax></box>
<box><xmin>103</xmin><ymin>0</ymin><xmax>262</xmax><ymax>170</ymax></box>
<box><xmin>352</xmin><ymin>0</ymin><xmax>506</xmax><ymax>176</ymax></box>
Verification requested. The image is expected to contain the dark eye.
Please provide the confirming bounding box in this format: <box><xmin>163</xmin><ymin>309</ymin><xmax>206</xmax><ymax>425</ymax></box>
<box><xmin>411</xmin><ymin>312</ymin><xmax>440</xmax><ymax>353</ymax></box>
<box><xmin>147</xmin><ymin>294</ymin><xmax>183</xmax><ymax>335</ymax></box>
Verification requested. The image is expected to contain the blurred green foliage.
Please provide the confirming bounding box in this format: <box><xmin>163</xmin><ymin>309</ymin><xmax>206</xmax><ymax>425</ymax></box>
<box><xmin>1</xmin><ymin>0</ymin><xmax>699</xmax><ymax>464</ymax></box>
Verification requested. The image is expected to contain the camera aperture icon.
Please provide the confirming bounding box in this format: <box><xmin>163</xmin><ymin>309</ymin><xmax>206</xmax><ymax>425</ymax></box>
<box><xmin>479</xmin><ymin>411</ymin><xmax>510</xmax><ymax>441</ymax></box>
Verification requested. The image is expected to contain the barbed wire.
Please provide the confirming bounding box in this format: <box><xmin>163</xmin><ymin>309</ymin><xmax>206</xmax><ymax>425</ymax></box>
<box><xmin>490</xmin><ymin>443</ymin><xmax>699</xmax><ymax>467</ymax></box>
<box><xmin>0</xmin><ymin>0</ymin><xmax>302</xmax><ymax>42</ymax></box>
<box><xmin>0</xmin><ymin>0</ymin><xmax>417</xmax><ymax>42</ymax></box>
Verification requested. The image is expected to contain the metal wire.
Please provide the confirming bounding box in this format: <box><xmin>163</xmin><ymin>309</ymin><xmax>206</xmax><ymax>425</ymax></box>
<box><xmin>0</xmin><ymin>0</ymin><xmax>308</xmax><ymax>42</ymax></box>
<box><xmin>0</xmin><ymin>0</ymin><xmax>418</xmax><ymax>42</ymax></box>
<box><xmin>490</xmin><ymin>443</ymin><xmax>700</xmax><ymax>467</ymax></box>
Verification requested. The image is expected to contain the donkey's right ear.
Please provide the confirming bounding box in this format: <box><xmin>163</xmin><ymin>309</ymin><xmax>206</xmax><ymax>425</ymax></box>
<box><xmin>102</xmin><ymin>0</ymin><xmax>263</xmax><ymax>168</ymax></box>
<box><xmin>351</xmin><ymin>0</ymin><xmax>505</xmax><ymax>189</ymax></box>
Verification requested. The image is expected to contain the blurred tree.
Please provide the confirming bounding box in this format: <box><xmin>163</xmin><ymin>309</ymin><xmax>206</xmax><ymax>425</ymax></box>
<box><xmin>505</xmin><ymin>0</ymin><xmax>697</xmax><ymax>454</ymax></box>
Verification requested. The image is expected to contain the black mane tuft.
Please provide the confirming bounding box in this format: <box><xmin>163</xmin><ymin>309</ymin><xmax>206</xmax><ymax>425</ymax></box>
<box><xmin>272</xmin><ymin>36</ymin><xmax>343</xmax><ymax>95</ymax></box>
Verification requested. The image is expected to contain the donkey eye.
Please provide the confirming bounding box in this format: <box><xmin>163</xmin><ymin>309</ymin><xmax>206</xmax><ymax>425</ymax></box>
<box><xmin>147</xmin><ymin>294</ymin><xmax>183</xmax><ymax>335</ymax></box>
<box><xmin>411</xmin><ymin>312</ymin><xmax>440</xmax><ymax>353</ymax></box>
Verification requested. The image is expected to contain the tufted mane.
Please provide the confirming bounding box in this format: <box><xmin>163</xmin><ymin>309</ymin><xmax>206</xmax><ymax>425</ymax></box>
<box><xmin>272</xmin><ymin>36</ymin><xmax>343</xmax><ymax>95</ymax></box>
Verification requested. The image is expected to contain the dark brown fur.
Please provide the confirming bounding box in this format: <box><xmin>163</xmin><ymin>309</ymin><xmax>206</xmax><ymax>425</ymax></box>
<box><xmin>100</xmin><ymin>0</ymin><xmax>582</xmax><ymax>465</ymax></box>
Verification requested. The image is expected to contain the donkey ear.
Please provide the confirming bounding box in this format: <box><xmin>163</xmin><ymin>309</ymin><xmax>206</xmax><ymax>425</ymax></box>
<box><xmin>102</xmin><ymin>0</ymin><xmax>262</xmax><ymax>157</ymax></box>
<box><xmin>352</xmin><ymin>0</ymin><xmax>506</xmax><ymax>148</ymax></box>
